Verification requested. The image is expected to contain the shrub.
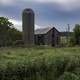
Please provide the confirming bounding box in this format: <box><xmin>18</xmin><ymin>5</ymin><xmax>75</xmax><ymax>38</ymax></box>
<box><xmin>58</xmin><ymin>72</ymin><xmax>79</xmax><ymax>80</ymax></box>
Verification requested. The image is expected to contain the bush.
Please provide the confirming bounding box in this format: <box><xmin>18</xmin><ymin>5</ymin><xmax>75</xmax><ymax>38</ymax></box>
<box><xmin>13</xmin><ymin>40</ymin><xmax>24</xmax><ymax>47</ymax></box>
<box><xmin>58</xmin><ymin>72</ymin><xmax>79</xmax><ymax>80</ymax></box>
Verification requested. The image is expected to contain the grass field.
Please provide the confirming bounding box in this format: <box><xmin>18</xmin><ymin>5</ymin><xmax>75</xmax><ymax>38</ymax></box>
<box><xmin>0</xmin><ymin>47</ymin><xmax>80</xmax><ymax>80</ymax></box>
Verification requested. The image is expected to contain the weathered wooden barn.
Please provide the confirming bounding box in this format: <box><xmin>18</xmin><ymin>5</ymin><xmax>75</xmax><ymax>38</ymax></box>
<box><xmin>34</xmin><ymin>27</ymin><xmax>60</xmax><ymax>46</ymax></box>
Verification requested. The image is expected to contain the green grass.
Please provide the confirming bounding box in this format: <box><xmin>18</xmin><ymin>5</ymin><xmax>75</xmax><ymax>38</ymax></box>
<box><xmin>0</xmin><ymin>47</ymin><xmax>80</xmax><ymax>80</ymax></box>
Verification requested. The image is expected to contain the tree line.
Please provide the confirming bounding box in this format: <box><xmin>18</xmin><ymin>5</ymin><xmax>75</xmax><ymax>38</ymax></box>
<box><xmin>0</xmin><ymin>17</ymin><xmax>80</xmax><ymax>47</ymax></box>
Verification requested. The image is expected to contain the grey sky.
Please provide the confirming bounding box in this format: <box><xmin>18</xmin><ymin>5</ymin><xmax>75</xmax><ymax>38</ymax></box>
<box><xmin>0</xmin><ymin>0</ymin><xmax>80</xmax><ymax>31</ymax></box>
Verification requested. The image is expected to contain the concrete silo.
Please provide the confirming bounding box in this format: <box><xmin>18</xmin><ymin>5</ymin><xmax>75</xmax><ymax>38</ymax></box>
<box><xmin>22</xmin><ymin>8</ymin><xmax>34</xmax><ymax>47</ymax></box>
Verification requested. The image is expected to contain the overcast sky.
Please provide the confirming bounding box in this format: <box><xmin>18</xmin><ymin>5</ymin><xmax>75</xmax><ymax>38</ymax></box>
<box><xmin>0</xmin><ymin>0</ymin><xmax>80</xmax><ymax>31</ymax></box>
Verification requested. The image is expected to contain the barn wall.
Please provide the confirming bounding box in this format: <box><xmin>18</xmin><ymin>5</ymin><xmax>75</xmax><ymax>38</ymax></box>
<box><xmin>44</xmin><ymin>29</ymin><xmax>53</xmax><ymax>46</ymax></box>
<box><xmin>44</xmin><ymin>28</ymin><xmax>60</xmax><ymax>46</ymax></box>
<box><xmin>34</xmin><ymin>27</ymin><xmax>60</xmax><ymax>46</ymax></box>
<box><xmin>53</xmin><ymin>28</ymin><xmax>60</xmax><ymax>46</ymax></box>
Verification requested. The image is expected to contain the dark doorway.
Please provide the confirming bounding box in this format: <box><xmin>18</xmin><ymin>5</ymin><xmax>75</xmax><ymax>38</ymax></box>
<box><xmin>52</xmin><ymin>31</ymin><xmax>55</xmax><ymax>46</ymax></box>
<box><xmin>37</xmin><ymin>35</ymin><xmax>45</xmax><ymax>45</ymax></box>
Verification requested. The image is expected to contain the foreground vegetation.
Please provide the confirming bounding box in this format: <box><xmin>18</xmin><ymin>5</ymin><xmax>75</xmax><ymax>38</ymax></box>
<box><xmin>0</xmin><ymin>47</ymin><xmax>80</xmax><ymax>80</ymax></box>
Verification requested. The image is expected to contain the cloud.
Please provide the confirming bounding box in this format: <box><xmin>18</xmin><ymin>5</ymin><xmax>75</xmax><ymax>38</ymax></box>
<box><xmin>0</xmin><ymin>0</ymin><xmax>80</xmax><ymax>11</ymax></box>
<box><xmin>33</xmin><ymin>0</ymin><xmax>80</xmax><ymax>4</ymax></box>
<box><xmin>9</xmin><ymin>19</ymin><xmax>41</xmax><ymax>31</ymax></box>
<box><xmin>9</xmin><ymin>19</ymin><xmax>22</xmax><ymax>31</ymax></box>
<box><xmin>21</xmin><ymin>0</ymin><xmax>80</xmax><ymax>11</ymax></box>
<box><xmin>0</xmin><ymin>0</ymin><xmax>80</xmax><ymax>32</ymax></box>
<box><xmin>0</xmin><ymin>0</ymin><xmax>15</xmax><ymax>6</ymax></box>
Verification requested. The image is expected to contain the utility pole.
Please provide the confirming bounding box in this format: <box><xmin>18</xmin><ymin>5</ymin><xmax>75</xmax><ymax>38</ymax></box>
<box><xmin>67</xmin><ymin>24</ymin><xmax>70</xmax><ymax>43</ymax></box>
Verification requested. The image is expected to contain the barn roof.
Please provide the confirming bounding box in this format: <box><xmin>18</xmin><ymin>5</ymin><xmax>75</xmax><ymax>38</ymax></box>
<box><xmin>35</xmin><ymin>27</ymin><xmax>58</xmax><ymax>35</ymax></box>
<box><xmin>35</xmin><ymin>27</ymin><xmax>52</xmax><ymax>35</ymax></box>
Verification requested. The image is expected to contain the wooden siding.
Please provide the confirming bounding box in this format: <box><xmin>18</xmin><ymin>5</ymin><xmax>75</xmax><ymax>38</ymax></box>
<box><xmin>34</xmin><ymin>27</ymin><xmax>60</xmax><ymax>46</ymax></box>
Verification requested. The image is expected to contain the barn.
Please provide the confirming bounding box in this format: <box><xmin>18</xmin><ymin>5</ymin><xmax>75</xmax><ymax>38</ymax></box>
<box><xmin>34</xmin><ymin>27</ymin><xmax>60</xmax><ymax>46</ymax></box>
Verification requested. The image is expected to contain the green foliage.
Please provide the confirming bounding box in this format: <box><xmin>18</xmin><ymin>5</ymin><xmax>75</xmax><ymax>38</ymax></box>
<box><xmin>0</xmin><ymin>17</ymin><xmax>22</xmax><ymax>47</ymax></box>
<box><xmin>58</xmin><ymin>72</ymin><xmax>79</xmax><ymax>80</ymax></box>
<box><xmin>0</xmin><ymin>47</ymin><xmax>80</xmax><ymax>80</ymax></box>
<box><xmin>13</xmin><ymin>40</ymin><xmax>24</xmax><ymax>47</ymax></box>
<box><xmin>60</xmin><ymin>37</ymin><xmax>67</xmax><ymax>46</ymax></box>
<box><xmin>70</xmin><ymin>24</ymin><xmax>80</xmax><ymax>46</ymax></box>
<box><xmin>68</xmin><ymin>37</ymin><xmax>75</xmax><ymax>46</ymax></box>
<box><xmin>0</xmin><ymin>17</ymin><xmax>12</xmax><ymax>27</ymax></box>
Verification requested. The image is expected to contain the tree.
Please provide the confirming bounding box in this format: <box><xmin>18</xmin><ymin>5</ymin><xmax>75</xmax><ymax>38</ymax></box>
<box><xmin>0</xmin><ymin>17</ymin><xmax>13</xmax><ymax>46</ymax></box>
<box><xmin>8</xmin><ymin>27</ymin><xmax>22</xmax><ymax>43</ymax></box>
<box><xmin>71</xmin><ymin>24</ymin><xmax>80</xmax><ymax>46</ymax></box>
<box><xmin>0</xmin><ymin>17</ymin><xmax>22</xmax><ymax>47</ymax></box>
<box><xmin>0</xmin><ymin>17</ymin><xmax>12</xmax><ymax>26</ymax></box>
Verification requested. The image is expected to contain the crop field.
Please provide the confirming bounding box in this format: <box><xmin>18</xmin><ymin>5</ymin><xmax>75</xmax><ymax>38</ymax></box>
<box><xmin>0</xmin><ymin>47</ymin><xmax>80</xmax><ymax>80</ymax></box>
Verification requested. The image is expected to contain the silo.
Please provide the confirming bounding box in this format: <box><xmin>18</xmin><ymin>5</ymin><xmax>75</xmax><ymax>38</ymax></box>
<box><xmin>22</xmin><ymin>8</ymin><xmax>34</xmax><ymax>47</ymax></box>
